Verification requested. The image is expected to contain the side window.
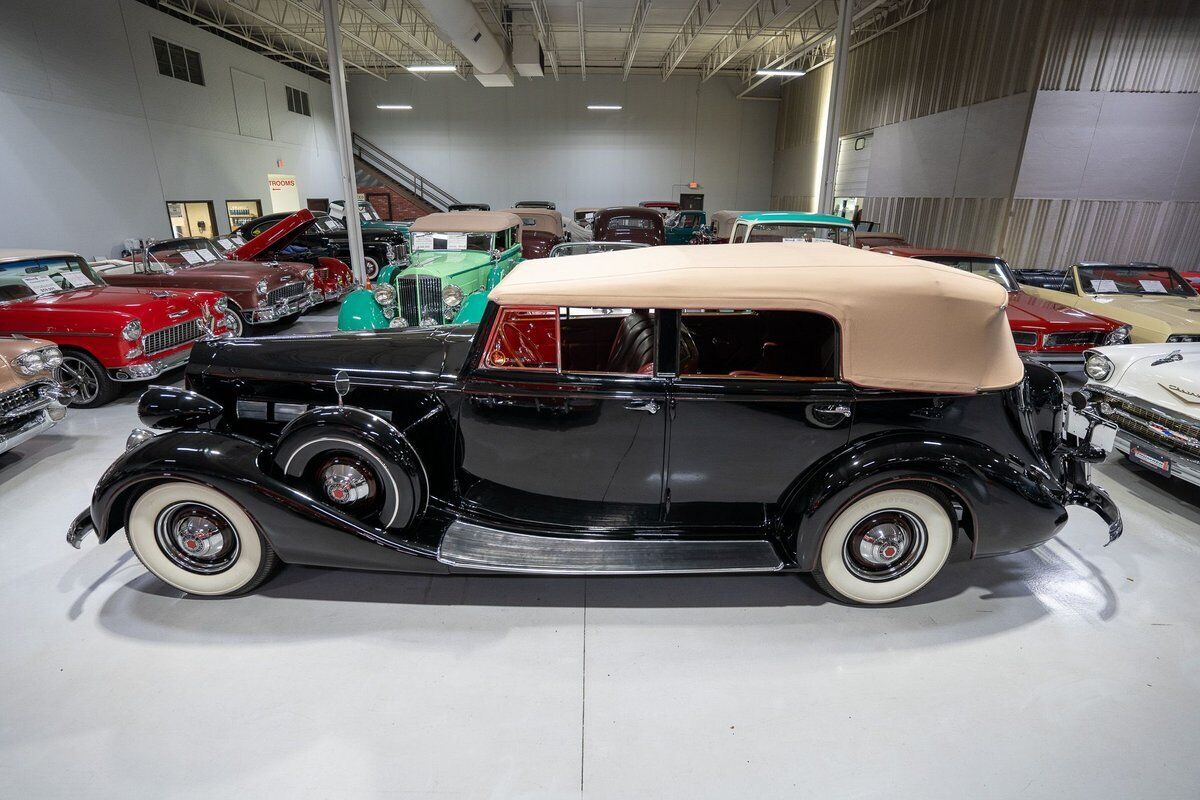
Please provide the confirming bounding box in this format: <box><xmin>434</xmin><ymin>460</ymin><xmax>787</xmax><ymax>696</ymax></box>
<box><xmin>679</xmin><ymin>310</ymin><xmax>838</xmax><ymax>380</ymax></box>
<box><xmin>481</xmin><ymin>307</ymin><xmax>655</xmax><ymax>375</ymax></box>
<box><xmin>731</xmin><ymin>223</ymin><xmax>748</xmax><ymax>242</ymax></box>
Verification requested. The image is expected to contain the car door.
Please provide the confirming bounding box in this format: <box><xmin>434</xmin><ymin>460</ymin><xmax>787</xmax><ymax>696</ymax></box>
<box><xmin>457</xmin><ymin>305</ymin><xmax>669</xmax><ymax>529</ymax></box>
<box><xmin>663</xmin><ymin>309</ymin><xmax>854</xmax><ymax>529</ymax></box>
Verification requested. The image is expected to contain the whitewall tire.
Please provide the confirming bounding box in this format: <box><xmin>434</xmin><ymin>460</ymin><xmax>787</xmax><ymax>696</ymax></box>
<box><xmin>126</xmin><ymin>482</ymin><xmax>278</xmax><ymax>596</ymax></box>
<box><xmin>813</xmin><ymin>487</ymin><xmax>953</xmax><ymax>605</ymax></box>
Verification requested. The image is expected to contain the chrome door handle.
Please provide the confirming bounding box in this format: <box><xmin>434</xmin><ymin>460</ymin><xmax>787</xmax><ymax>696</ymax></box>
<box><xmin>813</xmin><ymin>403</ymin><xmax>851</xmax><ymax>418</ymax></box>
<box><xmin>624</xmin><ymin>399</ymin><xmax>660</xmax><ymax>414</ymax></box>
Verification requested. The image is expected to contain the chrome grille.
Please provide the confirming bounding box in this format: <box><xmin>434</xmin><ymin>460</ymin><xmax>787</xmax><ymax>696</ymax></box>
<box><xmin>143</xmin><ymin>318</ymin><xmax>202</xmax><ymax>356</ymax></box>
<box><xmin>1096</xmin><ymin>392</ymin><xmax>1200</xmax><ymax>459</ymax></box>
<box><xmin>267</xmin><ymin>282</ymin><xmax>307</xmax><ymax>305</ymax></box>
<box><xmin>397</xmin><ymin>275</ymin><xmax>444</xmax><ymax>324</ymax></box>
<box><xmin>1043</xmin><ymin>330</ymin><xmax>1102</xmax><ymax>348</ymax></box>
<box><xmin>1012</xmin><ymin>331</ymin><xmax>1037</xmax><ymax>347</ymax></box>
<box><xmin>0</xmin><ymin>382</ymin><xmax>47</xmax><ymax>417</ymax></box>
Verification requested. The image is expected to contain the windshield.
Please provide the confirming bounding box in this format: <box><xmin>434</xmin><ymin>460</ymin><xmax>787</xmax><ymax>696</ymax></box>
<box><xmin>745</xmin><ymin>222</ymin><xmax>853</xmax><ymax>246</ymax></box>
<box><xmin>923</xmin><ymin>256</ymin><xmax>1018</xmax><ymax>292</ymax></box>
<box><xmin>359</xmin><ymin>203</ymin><xmax>382</xmax><ymax>222</ymax></box>
<box><xmin>665</xmin><ymin>212</ymin><xmax>701</xmax><ymax>228</ymax></box>
<box><xmin>146</xmin><ymin>238</ymin><xmax>225</xmax><ymax>270</ymax></box>
<box><xmin>411</xmin><ymin>231</ymin><xmax>493</xmax><ymax>252</ymax></box>
<box><xmin>313</xmin><ymin>216</ymin><xmax>345</xmax><ymax>233</ymax></box>
<box><xmin>0</xmin><ymin>255</ymin><xmax>105</xmax><ymax>303</ymax></box>
<box><xmin>1075</xmin><ymin>265</ymin><xmax>1196</xmax><ymax>297</ymax></box>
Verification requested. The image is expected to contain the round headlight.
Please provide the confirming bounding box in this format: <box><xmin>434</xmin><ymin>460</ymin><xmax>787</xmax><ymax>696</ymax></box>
<box><xmin>389</xmin><ymin>317</ymin><xmax>406</xmax><ymax>328</ymax></box>
<box><xmin>41</xmin><ymin>346</ymin><xmax>62</xmax><ymax>369</ymax></box>
<box><xmin>214</xmin><ymin>296</ymin><xmax>229</xmax><ymax>313</ymax></box>
<box><xmin>1104</xmin><ymin>325</ymin><xmax>1130</xmax><ymax>345</ymax></box>
<box><xmin>122</xmin><ymin>319</ymin><xmax>142</xmax><ymax>341</ymax></box>
<box><xmin>1084</xmin><ymin>352</ymin><xmax>1114</xmax><ymax>382</ymax></box>
<box><xmin>304</xmin><ymin>269</ymin><xmax>315</xmax><ymax>283</ymax></box>
<box><xmin>373</xmin><ymin>284</ymin><xmax>396</xmax><ymax>305</ymax></box>
<box><xmin>256</xmin><ymin>279</ymin><xmax>269</xmax><ymax>295</ymax></box>
<box><xmin>442</xmin><ymin>283</ymin><xmax>464</xmax><ymax>308</ymax></box>
<box><xmin>14</xmin><ymin>351</ymin><xmax>43</xmax><ymax>376</ymax></box>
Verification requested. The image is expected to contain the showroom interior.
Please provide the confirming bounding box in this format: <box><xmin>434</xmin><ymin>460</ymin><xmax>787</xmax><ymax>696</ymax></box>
<box><xmin>1</xmin><ymin>0</ymin><xmax>1198</xmax><ymax>797</ymax></box>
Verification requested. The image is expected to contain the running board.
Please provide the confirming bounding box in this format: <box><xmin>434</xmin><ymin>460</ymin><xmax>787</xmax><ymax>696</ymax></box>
<box><xmin>437</xmin><ymin>521</ymin><xmax>784</xmax><ymax>574</ymax></box>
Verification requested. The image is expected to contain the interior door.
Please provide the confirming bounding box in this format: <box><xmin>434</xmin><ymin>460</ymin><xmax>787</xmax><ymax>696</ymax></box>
<box><xmin>457</xmin><ymin>307</ymin><xmax>668</xmax><ymax>529</ymax></box>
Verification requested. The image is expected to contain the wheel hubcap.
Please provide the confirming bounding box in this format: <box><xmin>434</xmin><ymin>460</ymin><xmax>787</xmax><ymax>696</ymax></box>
<box><xmin>224</xmin><ymin>312</ymin><xmax>243</xmax><ymax>336</ymax></box>
<box><xmin>154</xmin><ymin>502</ymin><xmax>240</xmax><ymax>574</ymax></box>
<box><xmin>843</xmin><ymin>510</ymin><xmax>927</xmax><ymax>582</ymax></box>
<box><xmin>319</xmin><ymin>456</ymin><xmax>375</xmax><ymax>505</ymax></box>
<box><xmin>59</xmin><ymin>357</ymin><xmax>99</xmax><ymax>404</ymax></box>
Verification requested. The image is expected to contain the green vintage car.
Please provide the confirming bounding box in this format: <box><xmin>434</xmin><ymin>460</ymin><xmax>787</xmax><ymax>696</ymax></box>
<box><xmin>338</xmin><ymin>211</ymin><xmax>523</xmax><ymax>330</ymax></box>
<box><xmin>330</xmin><ymin>200</ymin><xmax>412</xmax><ymax>239</ymax></box>
<box><xmin>664</xmin><ymin>210</ymin><xmax>707</xmax><ymax>245</ymax></box>
<box><xmin>729</xmin><ymin>211</ymin><xmax>856</xmax><ymax>246</ymax></box>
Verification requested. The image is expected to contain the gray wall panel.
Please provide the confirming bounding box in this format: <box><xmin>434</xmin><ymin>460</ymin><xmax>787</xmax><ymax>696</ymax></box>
<box><xmin>1078</xmin><ymin>93</ymin><xmax>1200</xmax><ymax>201</ymax></box>
<box><xmin>954</xmin><ymin>93</ymin><xmax>1034</xmax><ymax>198</ymax></box>
<box><xmin>1012</xmin><ymin>91</ymin><xmax>1104</xmax><ymax>198</ymax></box>
<box><xmin>865</xmin><ymin>108</ymin><xmax>967</xmax><ymax>198</ymax></box>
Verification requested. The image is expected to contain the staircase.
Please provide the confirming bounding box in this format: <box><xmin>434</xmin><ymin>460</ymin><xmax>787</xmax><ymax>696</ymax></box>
<box><xmin>352</xmin><ymin>133</ymin><xmax>460</xmax><ymax>214</ymax></box>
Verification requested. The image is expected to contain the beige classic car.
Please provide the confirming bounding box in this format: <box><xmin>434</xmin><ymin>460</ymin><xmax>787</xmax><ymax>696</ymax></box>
<box><xmin>1016</xmin><ymin>262</ymin><xmax>1200</xmax><ymax>344</ymax></box>
<box><xmin>1</xmin><ymin>335</ymin><xmax>69</xmax><ymax>455</ymax></box>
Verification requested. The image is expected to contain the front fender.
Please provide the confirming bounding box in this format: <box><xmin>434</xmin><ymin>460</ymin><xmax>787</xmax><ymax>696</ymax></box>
<box><xmin>452</xmin><ymin>291</ymin><xmax>489</xmax><ymax>325</ymax></box>
<box><xmin>88</xmin><ymin>429</ymin><xmax>442</xmax><ymax>572</ymax></box>
<box><xmin>783</xmin><ymin>432</ymin><xmax>1069</xmax><ymax>569</ymax></box>
<box><xmin>337</xmin><ymin>288</ymin><xmax>389</xmax><ymax>331</ymax></box>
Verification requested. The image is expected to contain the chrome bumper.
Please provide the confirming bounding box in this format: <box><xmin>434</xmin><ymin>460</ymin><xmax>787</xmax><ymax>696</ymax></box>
<box><xmin>1061</xmin><ymin>403</ymin><xmax>1123</xmax><ymax>543</ymax></box>
<box><xmin>245</xmin><ymin>292</ymin><xmax>314</xmax><ymax>324</ymax></box>
<box><xmin>111</xmin><ymin>331</ymin><xmax>233</xmax><ymax>382</ymax></box>
<box><xmin>66</xmin><ymin>508</ymin><xmax>95</xmax><ymax>549</ymax></box>
<box><xmin>1114</xmin><ymin>429</ymin><xmax>1200</xmax><ymax>488</ymax></box>
<box><xmin>1025</xmin><ymin>351</ymin><xmax>1086</xmax><ymax>372</ymax></box>
<box><xmin>323</xmin><ymin>283</ymin><xmax>356</xmax><ymax>302</ymax></box>
<box><xmin>0</xmin><ymin>407</ymin><xmax>61</xmax><ymax>455</ymax></box>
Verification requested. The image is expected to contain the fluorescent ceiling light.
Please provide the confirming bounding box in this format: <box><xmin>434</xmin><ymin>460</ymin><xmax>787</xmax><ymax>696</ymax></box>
<box><xmin>587</xmin><ymin>105</ymin><xmax>622</xmax><ymax>110</ymax></box>
<box><xmin>756</xmin><ymin>69</ymin><xmax>806</xmax><ymax>77</ymax></box>
<box><xmin>376</xmin><ymin>104</ymin><xmax>413</xmax><ymax>110</ymax></box>
<box><xmin>407</xmin><ymin>65</ymin><xmax>456</xmax><ymax>73</ymax></box>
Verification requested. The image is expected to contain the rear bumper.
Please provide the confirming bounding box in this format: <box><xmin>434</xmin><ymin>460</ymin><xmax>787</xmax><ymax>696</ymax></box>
<box><xmin>1065</xmin><ymin>482</ymin><xmax>1123</xmax><ymax>543</ymax></box>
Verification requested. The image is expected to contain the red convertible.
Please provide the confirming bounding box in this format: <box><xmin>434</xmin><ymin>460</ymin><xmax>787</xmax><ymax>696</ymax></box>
<box><xmin>879</xmin><ymin>246</ymin><xmax>1128</xmax><ymax>370</ymax></box>
<box><xmin>227</xmin><ymin>209</ymin><xmax>355</xmax><ymax>303</ymax></box>
<box><xmin>0</xmin><ymin>250</ymin><xmax>231</xmax><ymax>407</ymax></box>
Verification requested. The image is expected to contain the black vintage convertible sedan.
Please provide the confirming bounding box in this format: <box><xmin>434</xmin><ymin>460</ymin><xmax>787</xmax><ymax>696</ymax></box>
<box><xmin>67</xmin><ymin>244</ymin><xmax>1121</xmax><ymax>605</ymax></box>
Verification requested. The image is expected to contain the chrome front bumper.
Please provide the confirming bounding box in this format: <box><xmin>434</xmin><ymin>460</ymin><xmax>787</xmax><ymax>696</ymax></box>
<box><xmin>323</xmin><ymin>283</ymin><xmax>357</xmax><ymax>302</ymax></box>
<box><xmin>111</xmin><ymin>331</ymin><xmax>233</xmax><ymax>382</ymax></box>
<box><xmin>0</xmin><ymin>385</ymin><xmax>68</xmax><ymax>455</ymax></box>
<box><xmin>245</xmin><ymin>292</ymin><xmax>314</xmax><ymax>324</ymax></box>
<box><xmin>1114</xmin><ymin>429</ymin><xmax>1200</xmax><ymax>487</ymax></box>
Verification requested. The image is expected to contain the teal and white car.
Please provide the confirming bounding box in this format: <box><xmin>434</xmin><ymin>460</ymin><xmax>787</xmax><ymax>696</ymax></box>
<box><xmin>338</xmin><ymin>211</ymin><xmax>523</xmax><ymax>331</ymax></box>
<box><xmin>729</xmin><ymin>211</ymin><xmax>856</xmax><ymax>247</ymax></box>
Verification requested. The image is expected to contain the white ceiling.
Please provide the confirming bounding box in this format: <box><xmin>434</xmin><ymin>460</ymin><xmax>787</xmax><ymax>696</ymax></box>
<box><xmin>157</xmin><ymin>0</ymin><xmax>930</xmax><ymax>96</ymax></box>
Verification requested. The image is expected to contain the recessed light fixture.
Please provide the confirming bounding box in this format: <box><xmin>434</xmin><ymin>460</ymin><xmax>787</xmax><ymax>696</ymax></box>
<box><xmin>376</xmin><ymin>104</ymin><xmax>413</xmax><ymax>110</ymax></box>
<box><xmin>756</xmin><ymin>68</ymin><xmax>806</xmax><ymax>77</ymax></box>
<box><xmin>587</xmin><ymin>104</ymin><xmax>622</xmax><ymax>110</ymax></box>
<box><xmin>407</xmin><ymin>65</ymin><xmax>456</xmax><ymax>73</ymax></box>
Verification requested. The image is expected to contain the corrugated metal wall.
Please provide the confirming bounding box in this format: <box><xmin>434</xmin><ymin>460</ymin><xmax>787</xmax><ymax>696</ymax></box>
<box><xmin>1040</xmin><ymin>0</ymin><xmax>1200</xmax><ymax>92</ymax></box>
<box><xmin>1004</xmin><ymin>199</ymin><xmax>1200</xmax><ymax>268</ymax></box>
<box><xmin>840</xmin><ymin>0</ymin><xmax>1047</xmax><ymax>135</ymax></box>
<box><xmin>861</xmin><ymin>196</ymin><xmax>1010</xmax><ymax>252</ymax></box>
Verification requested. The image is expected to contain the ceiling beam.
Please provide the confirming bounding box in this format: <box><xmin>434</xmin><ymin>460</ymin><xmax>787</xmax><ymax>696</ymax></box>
<box><xmin>659</xmin><ymin>0</ymin><xmax>721</xmax><ymax>81</ymax></box>
<box><xmin>698</xmin><ymin>0</ymin><xmax>801</xmax><ymax>82</ymax></box>
<box><xmin>345</xmin><ymin>0</ymin><xmax>463</xmax><ymax>67</ymax></box>
<box><xmin>527</xmin><ymin>0</ymin><xmax>560</xmax><ymax>80</ymax></box>
<box><xmin>621</xmin><ymin>0</ymin><xmax>652</xmax><ymax>81</ymax></box>
<box><xmin>221</xmin><ymin>0</ymin><xmax>385</xmax><ymax>79</ymax></box>
<box><xmin>162</xmin><ymin>0</ymin><xmax>331</xmax><ymax>76</ymax></box>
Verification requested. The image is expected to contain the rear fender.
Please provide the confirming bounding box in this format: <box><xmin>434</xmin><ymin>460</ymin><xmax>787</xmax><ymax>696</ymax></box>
<box><xmin>782</xmin><ymin>432</ymin><xmax>1068</xmax><ymax>569</ymax></box>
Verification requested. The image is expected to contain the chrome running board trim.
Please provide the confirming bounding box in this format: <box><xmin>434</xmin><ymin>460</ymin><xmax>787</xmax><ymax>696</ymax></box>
<box><xmin>438</xmin><ymin>521</ymin><xmax>784</xmax><ymax>574</ymax></box>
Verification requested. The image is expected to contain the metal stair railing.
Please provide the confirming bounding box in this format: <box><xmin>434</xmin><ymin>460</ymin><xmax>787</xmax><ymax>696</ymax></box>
<box><xmin>351</xmin><ymin>132</ymin><xmax>460</xmax><ymax>212</ymax></box>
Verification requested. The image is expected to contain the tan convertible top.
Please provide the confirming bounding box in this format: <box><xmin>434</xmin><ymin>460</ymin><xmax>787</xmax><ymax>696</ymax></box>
<box><xmin>504</xmin><ymin>208</ymin><xmax>564</xmax><ymax>236</ymax></box>
<box><xmin>710</xmin><ymin>210</ymin><xmax>747</xmax><ymax>238</ymax></box>
<box><xmin>411</xmin><ymin>211</ymin><xmax>521</xmax><ymax>234</ymax></box>
<box><xmin>489</xmin><ymin>242</ymin><xmax>1023</xmax><ymax>394</ymax></box>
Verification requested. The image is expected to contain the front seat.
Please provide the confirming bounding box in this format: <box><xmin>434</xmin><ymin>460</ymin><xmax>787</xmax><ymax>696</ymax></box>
<box><xmin>607</xmin><ymin>310</ymin><xmax>655</xmax><ymax>373</ymax></box>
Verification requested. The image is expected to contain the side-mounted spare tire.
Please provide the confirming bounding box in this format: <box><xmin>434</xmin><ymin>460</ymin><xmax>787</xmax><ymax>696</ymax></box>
<box><xmin>272</xmin><ymin>406</ymin><xmax>427</xmax><ymax>532</ymax></box>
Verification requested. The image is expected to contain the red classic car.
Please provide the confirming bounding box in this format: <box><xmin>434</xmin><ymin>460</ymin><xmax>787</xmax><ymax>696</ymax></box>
<box><xmin>227</xmin><ymin>209</ymin><xmax>355</xmax><ymax>303</ymax></box>
<box><xmin>0</xmin><ymin>250</ymin><xmax>231</xmax><ymax>407</ymax></box>
<box><xmin>594</xmin><ymin>206</ymin><xmax>666</xmax><ymax>246</ymax></box>
<box><xmin>880</xmin><ymin>246</ymin><xmax>1128</xmax><ymax>370</ymax></box>
<box><xmin>504</xmin><ymin>208</ymin><xmax>566</xmax><ymax>258</ymax></box>
<box><xmin>95</xmin><ymin>238</ymin><xmax>316</xmax><ymax>335</ymax></box>
<box><xmin>639</xmin><ymin>200</ymin><xmax>679</xmax><ymax>214</ymax></box>
<box><xmin>1181</xmin><ymin>271</ymin><xmax>1200</xmax><ymax>291</ymax></box>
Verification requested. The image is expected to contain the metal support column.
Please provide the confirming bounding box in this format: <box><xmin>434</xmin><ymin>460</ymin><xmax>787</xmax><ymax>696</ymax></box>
<box><xmin>321</xmin><ymin>0</ymin><xmax>368</xmax><ymax>285</ymax></box>
<box><xmin>817</xmin><ymin>0</ymin><xmax>854</xmax><ymax>215</ymax></box>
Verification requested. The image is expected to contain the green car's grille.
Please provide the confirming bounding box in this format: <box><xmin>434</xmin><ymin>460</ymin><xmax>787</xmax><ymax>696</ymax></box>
<box><xmin>397</xmin><ymin>274</ymin><xmax>444</xmax><ymax>325</ymax></box>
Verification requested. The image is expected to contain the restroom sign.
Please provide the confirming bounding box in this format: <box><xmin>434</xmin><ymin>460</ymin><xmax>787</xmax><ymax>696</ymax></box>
<box><xmin>268</xmin><ymin>173</ymin><xmax>300</xmax><ymax>212</ymax></box>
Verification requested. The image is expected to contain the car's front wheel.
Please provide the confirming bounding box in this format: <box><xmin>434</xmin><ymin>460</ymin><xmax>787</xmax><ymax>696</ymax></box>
<box><xmin>222</xmin><ymin>309</ymin><xmax>244</xmax><ymax>337</ymax></box>
<box><xmin>364</xmin><ymin>256</ymin><xmax>380</xmax><ymax>281</ymax></box>
<box><xmin>812</xmin><ymin>487</ymin><xmax>953</xmax><ymax>605</ymax></box>
<box><xmin>59</xmin><ymin>350</ymin><xmax>119</xmax><ymax>408</ymax></box>
<box><xmin>126</xmin><ymin>482</ymin><xmax>279</xmax><ymax>596</ymax></box>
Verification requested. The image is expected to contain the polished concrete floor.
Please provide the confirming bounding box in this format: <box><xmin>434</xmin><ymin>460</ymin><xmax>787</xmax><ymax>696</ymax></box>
<box><xmin>2</xmin><ymin>311</ymin><xmax>1199</xmax><ymax>798</ymax></box>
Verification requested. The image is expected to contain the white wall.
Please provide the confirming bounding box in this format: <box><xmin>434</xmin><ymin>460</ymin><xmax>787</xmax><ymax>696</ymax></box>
<box><xmin>347</xmin><ymin>73</ymin><xmax>777</xmax><ymax>214</ymax></box>
<box><xmin>0</xmin><ymin>0</ymin><xmax>344</xmax><ymax>257</ymax></box>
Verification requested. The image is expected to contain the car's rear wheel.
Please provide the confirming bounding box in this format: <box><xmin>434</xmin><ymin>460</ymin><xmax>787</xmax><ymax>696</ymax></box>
<box><xmin>812</xmin><ymin>487</ymin><xmax>953</xmax><ymax>605</ymax></box>
<box><xmin>126</xmin><ymin>482</ymin><xmax>278</xmax><ymax>596</ymax></box>
<box><xmin>59</xmin><ymin>350</ymin><xmax>119</xmax><ymax>408</ymax></box>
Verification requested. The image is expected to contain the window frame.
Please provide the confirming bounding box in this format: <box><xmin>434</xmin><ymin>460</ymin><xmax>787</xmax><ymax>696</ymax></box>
<box><xmin>675</xmin><ymin>308</ymin><xmax>843</xmax><ymax>383</ymax></box>
<box><xmin>151</xmin><ymin>35</ymin><xmax>204</xmax><ymax>86</ymax></box>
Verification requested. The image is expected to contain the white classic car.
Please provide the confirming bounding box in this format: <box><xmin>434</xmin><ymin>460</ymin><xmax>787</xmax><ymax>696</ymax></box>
<box><xmin>1084</xmin><ymin>343</ymin><xmax>1200</xmax><ymax>486</ymax></box>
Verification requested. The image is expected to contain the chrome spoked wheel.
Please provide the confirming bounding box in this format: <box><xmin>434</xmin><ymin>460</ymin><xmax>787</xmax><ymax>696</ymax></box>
<box><xmin>59</xmin><ymin>355</ymin><xmax>100</xmax><ymax>405</ymax></box>
<box><xmin>153</xmin><ymin>501</ymin><xmax>241</xmax><ymax>575</ymax></box>
<box><xmin>842</xmin><ymin>510</ymin><xmax>928</xmax><ymax>582</ymax></box>
<box><xmin>364</xmin><ymin>257</ymin><xmax>380</xmax><ymax>281</ymax></box>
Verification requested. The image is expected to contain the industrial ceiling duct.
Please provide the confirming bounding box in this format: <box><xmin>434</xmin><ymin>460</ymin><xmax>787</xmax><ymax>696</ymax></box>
<box><xmin>421</xmin><ymin>0</ymin><xmax>514</xmax><ymax>87</ymax></box>
<box><xmin>512</xmin><ymin>10</ymin><xmax>544</xmax><ymax>78</ymax></box>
